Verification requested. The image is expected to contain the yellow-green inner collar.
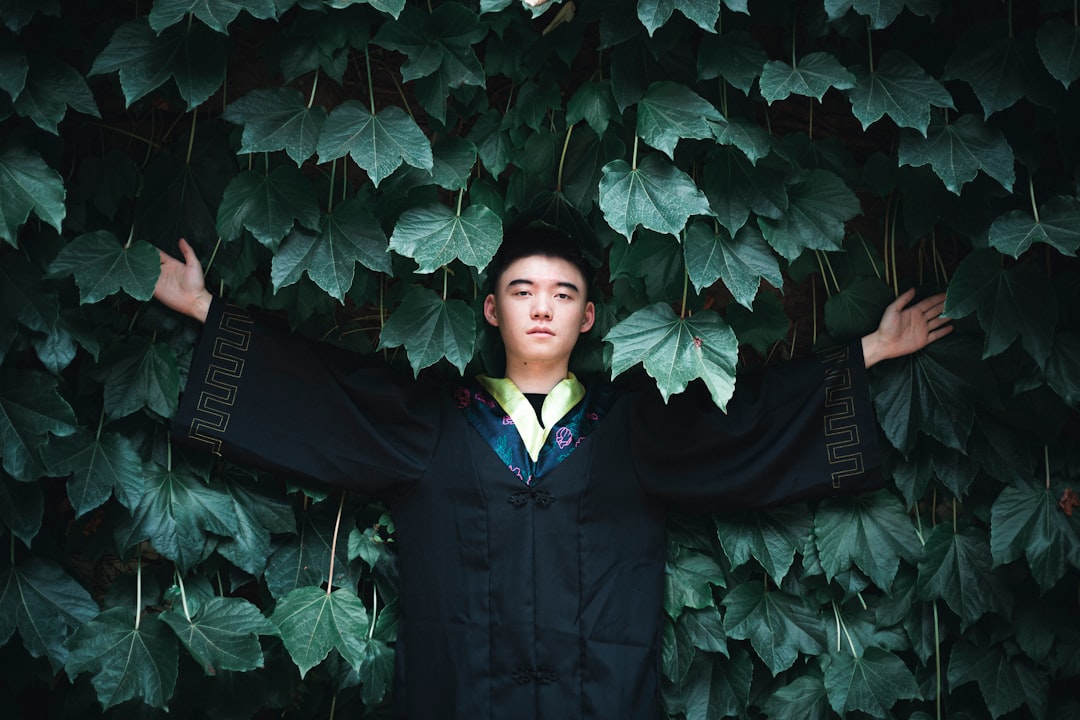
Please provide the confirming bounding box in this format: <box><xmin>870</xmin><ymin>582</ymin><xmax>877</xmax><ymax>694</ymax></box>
<box><xmin>477</xmin><ymin>374</ymin><xmax>585</xmax><ymax>462</ymax></box>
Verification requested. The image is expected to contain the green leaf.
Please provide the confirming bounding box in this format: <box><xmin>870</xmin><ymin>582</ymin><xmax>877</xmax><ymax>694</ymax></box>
<box><xmin>160</xmin><ymin>596</ymin><xmax>278</xmax><ymax>675</ymax></box>
<box><xmin>664</xmin><ymin>547</ymin><xmax>726</xmax><ymax>620</ymax></box>
<box><xmin>990</xmin><ymin>482</ymin><xmax>1080</xmax><ymax>592</ymax></box>
<box><xmin>0</xmin><ymin>558</ymin><xmax>97</xmax><ymax>671</ymax></box>
<box><xmin>945</xmin><ymin>251</ymin><xmax>1057</xmax><ymax>367</ymax></box>
<box><xmin>988</xmin><ymin>195</ymin><xmax>1080</xmax><ymax>258</ymax></box>
<box><xmin>697</xmin><ymin>30</ymin><xmax>767</xmax><ymax>95</ymax></box>
<box><xmin>354</xmin><ymin>635</ymin><xmax>395</xmax><ymax>707</ymax></box>
<box><xmin>90</xmin><ymin>19</ymin><xmax>227</xmax><ymax>110</ymax></box>
<box><xmin>317</xmin><ymin>102</ymin><xmax>433</xmax><ymax>187</ymax></box>
<box><xmin>846</xmin><ymin>50</ymin><xmax>954</xmax><ymax>135</ymax></box>
<box><xmin>468</xmin><ymin>110</ymin><xmax>512</xmax><ymax>176</ymax></box>
<box><xmin>377</xmin><ymin>287</ymin><xmax>477</xmax><ymax>375</ymax></box>
<box><xmin>823</xmin><ymin>276</ymin><xmax>893</xmax><ymax>339</ymax></box>
<box><xmin>725</xmin><ymin>291</ymin><xmax>790</xmax><ymax>355</ymax></box>
<box><xmin>101</xmin><ymin>338</ymin><xmax>180</xmax><ymax>420</ymax></box>
<box><xmin>636</xmin><ymin>81</ymin><xmax>723</xmax><ymax>159</ymax></box>
<box><xmin>758</xmin><ymin>169</ymin><xmax>861</xmax><ymax>262</ymax></box>
<box><xmin>372</xmin><ymin>4</ymin><xmax>485</xmax><ymax>87</ymax></box>
<box><xmin>216</xmin><ymin>166</ymin><xmax>321</xmax><ymax>250</ymax></box>
<box><xmin>0</xmin><ymin>472</ymin><xmax>42</xmax><ymax>545</ymax></box>
<box><xmin>637</xmin><ymin>0</ymin><xmax>721</xmax><ymax>36</ymax></box>
<box><xmin>608</xmin><ymin>231</ymin><xmax>685</xmax><ymax>303</ymax></box>
<box><xmin>271</xmin><ymin>198</ymin><xmax>390</xmax><ymax>302</ymax></box>
<box><xmin>701</xmin><ymin>149</ymin><xmax>789</xmax><ymax>235</ymax></box>
<box><xmin>12</xmin><ymin>59</ymin><xmax>99</xmax><ymax>134</ymax></box>
<box><xmin>214</xmin><ymin>481</ymin><xmax>295</xmax><ymax>576</ymax></box>
<box><xmin>388</xmin><ymin>202</ymin><xmax>502</xmax><ymax>273</ymax></box>
<box><xmin>265</xmin><ymin>507</ymin><xmax>355</xmax><ymax>600</ymax></box>
<box><xmin>567</xmin><ymin>80</ymin><xmax>620</xmax><ymax>137</ymax></box>
<box><xmin>898</xmin><ymin>113</ymin><xmax>1016</xmax><ymax>194</ymax></box>
<box><xmin>814</xmin><ymin>490</ymin><xmax>921</xmax><ymax>590</ymax></box>
<box><xmin>0</xmin><ymin>144</ymin><xmax>66</xmax><ymax>246</ymax></box>
<box><xmin>270</xmin><ymin>586</ymin><xmax>370</xmax><ymax>678</ymax></box>
<box><xmin>46</xmin><ymin>231</ymin><xmax>160</xmax><ymax>304</ymax></box>
<box><xmin>0</xmin><ymin>251</ymin><xmax>59</xmax><ymax>333</ymax></box>
<box><xmin>1045</xmin><ymin>331</ymin><xmax>1080</xmax><ymax>407</ymax></box>
<box><xmin>598</xmin><ymin>154</ymin><xmax>712</xmax><ymax>240</ymax></box>
<box><xmin>759</xmin><ymin>52</ymin><xmax>856</xmax><ymax>104</ymax></box>
<box><xmin>65</xmin><ymin>607</ymin><xmax>179</xmax><ymax>710</ymax></box>
<box><xmin>679</xmin><ymin>646</ymin><xmax>753</xmax><ymax>720</ymax></box>
<box><xmin>761</xmin><ymin>666</ymin><xmax>830</xmax><ymax>720</ymax></box>
<box><xmin>222</xmin><ymin>88</ymin><xmax>327</xmax><ymax>166</ymax></box>
<box><xmin>41</xmin><ymin>429</ymin><xmax>142</xmax><ymax>518</ymax></box>
<box><xmin>664</xmin><ymin>606</ymin><xmax>727</xmax><ymax>683</ymax></box>
<box><xmin>715</xmin><ymin>504</ymin><xmax>812</xmax><ymax>584</ymax></box>
<box><xmin>945</xmin><ymin>24</ymin><xmax>1042</xmax><ymax>119</ymax></box>
<box><xmin>149</xmin><ymin>0</ymin><xmax>277</xmax><ymax>34</ymax></box>
<box><xmin>606</xmin><ymin>303</ymin><xmax>738</xmax><ymax>409</ymax></box>
<box><xmin>948</xmin><ymin>639</ymin><xmax>1049</xmax><ymax>719</ymax></box>
<box><xmin>1037</xmin><ymin>19</ymin><xmax>1080</xmax><ymax>88</ymax></box>
<box><xmin>821</xmin><ymin>647</ymin><xmax>919</xmax><ymax>715</ymax></box>
<box><xmin>916</xmin><ymin>523</ymin><xmax>1013</xmax><ymax>630</ymax></box>
<box><xmin>683</xmin><ymin>221</ymin><xmax>781</xmax><ymax>308</ymax></box>
<box><xmin>0</xmin><ymin>0</ymin><xmax>58</xmax><ymax>33</ymax></box>
<box><xmin>722</xmin><ymin>583</ymin><xmax>826</xmax><ymax>674</ymax></box>
<box><xmin>710</xmin><ymin>117</ymin><xmax>773</xmax><ymax>165</ymax></box>
<box><xmin>0</xmin><ymin>370</ymin><xmax>76</xmax><ymax>482</ymax></box>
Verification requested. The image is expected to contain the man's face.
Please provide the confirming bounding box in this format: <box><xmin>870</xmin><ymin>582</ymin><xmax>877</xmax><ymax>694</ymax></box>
<box><xmin>483</xmin><ymin>254</ymin><xmax>595</xmax><ymax>368</ymax></box>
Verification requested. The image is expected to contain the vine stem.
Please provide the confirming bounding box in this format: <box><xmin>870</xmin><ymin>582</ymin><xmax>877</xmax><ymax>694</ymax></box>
<box><xmin>557</xmin><ymin>123</ymin><xmax>575</xmax><ymax>193</ymax></box>
<box><xmin>1044</xmin><ymin>445</ymin><xmax>1051</xmax><ymax>490</ymax></box>
<box><xmin>443</xmin><ymin>266</ymin><xmax>449</xmax><ymax>302</ymax></box>
<box><xmin>307</xmin><ymin>69</ymin><xmax>320</xmax><ymax>110</ymax></box>
<box><xmin>832</xmin><ymin>601</ymin><xmax>858</xmax><ymax>657</ymax></box>
<box><xmin>365</xmin><ymin>46</ymin><xmax>375</xmax><ymax>115</ymax></box>
<box><xmin>952</xmin><ymin>497</ymin><xmax>957</xmax><ymax>533</ymax></box>
<box><xmin>176</xmin><ymin>569</ymin><xmax>192</xmax><ymax>622</ymax></box>
<box><xmin>866</xmin><ymin>18</ymin><xmax>874</xmax><ymax>75</ymax></box>
<box><xmin>328</xmin><ymin>159</ymin><xmax>337</xmax><ymax>214</ymax></box>
<box><xmin>1028</xmin><ymin>175</ymin><xmax>1040</xmax><ymax>223</ymax></box>
<box><xmin>679</xmin><ymin>256</ymin><xmax>689</xmax><ymax>319</ymax></box>
<box><xmin>135</xmin><ymin>545</ymin><xmax>143</xmax><ymax>630</ymax></box>
<box><xmin>204</xmin><ymin>236</ymin><xmax>223</xmax><ymax>276</ymax></box>
<box><xmin>326</xmin><ymin>492</ymin><xmax>348</xmax><ymax>596</ymax></box>
<box><xmin>631</xmin><ymin>135</ymin><xmax>639</xmax><ymax>171</ymax></box>
<box><xmin>456</xmin><ymin>187</ymin><xmax>465</xmax><ymax>216</ymax></box>
<box><xmin>367</xmin><ymin>582</ymin><xmax>378</xmax><ymax>640</ymax></box>
<box><xmin>890</xmin><ymin>208</ymin><xmax>899</xmax><ymax>297</ymax></box>
<box><xmin>185</xmin><ymin>107</ymin><xmax>197</xmax><ymax>166</ymax></box>
<box><xmin>95</xmin><ymin>406</ymin><xmax>105</xmax><ymax>442</ymax></box>
<box><xmin>855</xmin><ymin>232</ymin><xmax>881</xmax><ymax>279</ymax></box>
<box><xmin>933</xmin><ymin>600</ymin><xmax>942</xmax><ymax>720</ymax></box>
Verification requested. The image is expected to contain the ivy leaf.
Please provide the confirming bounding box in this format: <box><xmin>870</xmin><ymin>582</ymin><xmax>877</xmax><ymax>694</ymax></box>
<box><xmin>90</xmin><ymin>19</ymin><xmax>227</xmax><ymax>110</ymax></box>
<box><xmin>990</xmin><ymin>482</ymin><xmax>1080</xmax><ymax>592</ymax></box>
<box><xmin>148</xmin><ymin>0</ymin><xmax>276</xmax><ymax>34</ymax></box>
<box><xmin>1036</xmin><ymin>18</ymin><xmax>1080</xmax><ymax>88</ymax></box>
<box><xmin>270</xmin><ymin>586</ymin><xmax>369</xmax><ymax>678</ymax></box>
<box><xmin>160</xmin><ymin>596</ymin><xmax>278</xmax><ymax>675</ymax></box>
<box><xmin>12</xmin><ymin>58</ymin><xmax>99</xmax><ymax>134</ymax></box>
<box><xmin>710</xmin><ymin>117</ymin><xmax>773</xmax><ymax>165</ymax></box>
<box><xmin>758</xmin><ymin>169</ymin><xmax>861</xmax><ymax>262</ymax></box>
<box><xmin>824</xmin><ymin>277</ymin><xmax>893</xmax><ymax>339</ymax></box>
<box><xmin>664</xmin><ymin>606</ymin><xmax>728</xmax><ymax>684</ymax></box>
<box><xmin>898</xmin><ymin>113</ymin><xmax>1016</xmax><ymax>194</ymax></box>
<box><xmin>598</xmin><ymin>154</ymin><xmax>712</xmax><ymax>240</ymax></box>
<box><xmin>1045</xmin><ymin>331</ymin><xmax>1080</xmax><ymax>407</ymax></box>
<box><xmin>0</xmin><ymin>472</ymin><xmax>42</xmax><ymax>545</ymax></box>
<box><xmin>41</xmin><ymin>429</ymin><xmax>142</xmax><ymax>518</ymax></box>
<box><xmin>100</xmin><ymin>338</ymin><xmax>180</xmax><ymax>420</ymax></box>
<box><xmin>916</xmin><ymin>523</ymin><xmax>1013</xmax><ymax>630</ymax></box>
<box><xmin>759</xmin><ymin>52</ymin><xmax>856</xmax><ymax>103</ymax></box>
<box><xmin>354</xmin><ymin>635</ymin><xmax>395</xmax><ymax>707</ymax></box>
<box><xmin>697</xmin><ymin>30</ymin><xmax>767</xmax><ymax>95</ymax></box>
<box><xmin>715</xmin><ymin>504</ymin><xmax>812</xmax><ymax>584</ymax></box>
<box><xmin>663</xmin><ymin>547</ymin><xmax>726</xmax><ymax>620</ymax></box>
<box><xmin>725</xmin><ymin>291</ymin><xmax>790</xmax><ymax>355</ymax></box>
<box><xmin>945</xmin><ymin>250</ymin><xmax>1057</xmax><ymax>367</ymax></box>
<box><xmin>637</xmin><ymin>0</ymin><xmax>721</xmax><ymax>36</ymax></box>
<box><xmin>722</xmin><ymin>583</ymin><xmax>827</xmax><ymax>675</ymax></box>
<box><xmin>388</xmin><ymin>202</ymin><xmax>501</xmax><ymax>273</ymax></box>
<box><xmin>0</xmin><ymin>0</ymin><xmax>58</xmax><ymax>33</ymax></box>
<box><xmin>0</xmin><ymin>558</ymin><xmax>98</xmax><ymax>671</ymax></box>
<box><xmin>0</xmin><ymin>252</ymin><xmax>58</xmax><ymax>335</ymax></box>
<box><xmin>222</xmin><ymin>88</ymin><xmax>327</xmax><ymax>166</ymax></box>
<box><xmin>46</xmin><ymin>231</ymin><xmax>160</xmax><ymax>304</ymax></box>
<box><xmin>65</xmin><ymin>607</ymin><xmax>178</xmax><ymax>711</ymax></box>
<box><xmin>678</xmin><ymin>646</ymin><xmax>753</xmax><ymax>720</ymax></box>
<box><xmin>987</xmin><ymin>195</ymin><xmax>1080</xmax><ymax>258</ymax></box>
<box><xmin>0</xmin><ymin>144</ymin><xmax>66</xmax><ymax>246</ymax></box>
<box><xmin>216</xmin><ymin>166</ymin><xmax>320</xmax><ymax>250</ymax></box>
<box><xmin>214</xmin><ymin>481</ymin><xmax>295</xmax><ymax>576</ymax></box>
<box><xmin>846</xmin><ymin>50</ymin><xmax>954</xmax><ymax>135</ymax></box>
<box><xmin>372</xmin><ymin>4</ymin><xmax>485</xmax><ymax>87</ymax></box>
<box><xmin>377</xmin><ymin>287</ymin><xmax>477</xmax><ymax>375</ymax></box>
<box><xmin>265</xmin><ymin>507</ymin><xmax>355</xmax><ymax>600</ymax></box>
<box><xmin>821</xmin><ymin>647</ymin><xmax>919</xmax><ymax>715</ymax></box>
<box><xmin>701</xmin><ymin>149</ymin><xmax>789</xmax><ymax>235</ymax></box>
<box><xmin>814</xmin><ymin>490</ymin><xmax>921</xmax><ymax>590</ymax></box>
<box><xmin>683</xmin><ymin>221</ymin><xmax>782</xmax><ymax>308</ymax></box>
<box><xmin>760</xmin><ymin>666</ymin><xmax>830</xmax><ymax>720</ymax></box>
<box><xmin>317</xmin><ymin>102</ymin><xmax>433</xmax><ymax>187</ymax></box>
<box><xmin>0</xmin><ymin>370</ymin><xmax>76</xmax><ymax>482</ymax></box>
<box><xmin>271</xmin><ymin>198</ymin><xmax>391</xmax><ymax>302</ymax></box>
<box><xmin>608</xmin><ymin>231</ymin><xmax>685</xmax><ymax>303</ymax></box>
<box><xmin>948</xmin><ymin>639</ymin><xmax>1049</xmax><ymax>719</ymax></box>
<box><xmin>945</xmin><ymin>24</ymin><xmax>1043</xmax><ymax>119</ymax></box>
<box><xmin>636</xmin><ymin>81</ymin><xmax>723</xmax><ymax>159</ymax></box>
<box><xmin>567</xmin><ymin>80</ymin><xmax>620</xmax><ymax>137</ymax></box>
<box><xmin>468</xmin><ymin>110</ymin><xmax>513</xmax><ymax>176</ymax></box>
<box><xmin>606</xmin><ymin>303</ymin><xmax>738</xmax><ymax>409</ymax></box>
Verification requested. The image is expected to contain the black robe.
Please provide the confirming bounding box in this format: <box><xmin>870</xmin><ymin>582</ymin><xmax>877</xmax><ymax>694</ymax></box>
<box><xmin>173</xmin><ymin>300</ymin><xmax>883</xmax><ymax>720</ymax></box>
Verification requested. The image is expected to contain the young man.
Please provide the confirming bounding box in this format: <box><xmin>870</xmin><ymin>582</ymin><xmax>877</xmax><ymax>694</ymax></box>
<box><xmin>155</xmin><ymin>233</ymin><xmax>950</xmax><ymax>719</ymax></box>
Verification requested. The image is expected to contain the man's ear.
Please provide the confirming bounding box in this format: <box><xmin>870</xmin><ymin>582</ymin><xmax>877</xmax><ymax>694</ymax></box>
<box><xmin>483</xmin><ymin>294</ymin><xmax>499</xmax><ymax>327</ymax></box>
<box><xmin>580</xmin><ymin>301</ymin><xmax>595</xmax><ymax>333</ymax></box>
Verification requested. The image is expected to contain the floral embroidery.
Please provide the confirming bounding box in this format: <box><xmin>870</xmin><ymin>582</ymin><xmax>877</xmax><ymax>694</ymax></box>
<box><xmin>455</xmin><ymin>387</ymin><xmax>472</xmax><ymax>408</ymax></box>
<box><xmin>555</xmin><ymin>426</ymin><xmax>573</xmax><ymax>449</ymax></box>
<box><xmin>502</xmin><ymin>416</ymin><xmax>514</xmax><ymax>425</ymax></box>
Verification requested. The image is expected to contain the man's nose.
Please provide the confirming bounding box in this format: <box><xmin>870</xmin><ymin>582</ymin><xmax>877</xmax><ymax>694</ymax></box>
<box><xmin>531</xmin><ymin>298</ymin><xmax>552</xmax><ymax>319</ymax></box>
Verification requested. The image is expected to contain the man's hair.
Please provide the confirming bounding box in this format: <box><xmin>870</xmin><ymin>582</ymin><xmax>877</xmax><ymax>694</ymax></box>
<box><xmin>485</xmin><ymin>223</ymin><xmax>594</xmax><ymax>299</ymax></box>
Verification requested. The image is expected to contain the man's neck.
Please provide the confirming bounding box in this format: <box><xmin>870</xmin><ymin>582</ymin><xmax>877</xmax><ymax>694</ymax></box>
<box><xmin>504</xmin><ymin>358</ymin><xmax>570</xmax><ymax>394</ymax></box>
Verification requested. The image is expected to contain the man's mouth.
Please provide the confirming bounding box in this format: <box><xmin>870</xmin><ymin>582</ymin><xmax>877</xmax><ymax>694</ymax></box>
<box><xmin>528</xmin><ymin>327</ymin><xmax>555</xmax><ymax>335</ymax></box>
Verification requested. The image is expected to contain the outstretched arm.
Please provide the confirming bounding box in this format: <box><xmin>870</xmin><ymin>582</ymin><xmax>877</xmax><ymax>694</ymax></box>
<box><xmin>861</xmin><ymin>288</ymin><xmax>952</xmax><ymax>368</ymax></box>
<box><xmin>154</xmin><ymin>238</ymin><xmax>213</xmax><ymax>323</ymax></box>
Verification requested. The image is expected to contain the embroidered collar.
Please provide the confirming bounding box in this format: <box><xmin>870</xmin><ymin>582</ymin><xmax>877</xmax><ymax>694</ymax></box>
<box><xmin>477</xmin><ymin>374</ymin><xmax>585</xmax><ymax>462</ymax></box>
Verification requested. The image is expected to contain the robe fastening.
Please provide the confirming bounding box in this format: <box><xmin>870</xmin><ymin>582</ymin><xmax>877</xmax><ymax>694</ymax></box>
<box><xmin>173</xmin><ymin>300</ymin><xmax>883</xmax><ymax>720</ymax></box>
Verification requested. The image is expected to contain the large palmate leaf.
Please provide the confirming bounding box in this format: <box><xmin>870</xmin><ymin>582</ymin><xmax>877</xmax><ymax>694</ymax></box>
<box><xmin>846</xmin><ymin>50</ymin><xmax>954</xmax><ymax>135</ymax></box>
<box><xmin>606</xmin><ymin>303</ymin><xmax>738</xmax><ymax>409</ymax></box>
<box><xmin>676</xmin><ymin>647</ymin><xmax>753</xmax><ymax>720</ymax></box>
<box><xmin>41</xmin><ymin>429</ymin><xmax>142</xmax><ymax>518</ymax></box>
<box><xmin>916</xmin><ymin>523</ymin><xmax>1013</xmax><ymax>630</ymax></box>
<box><xmin>567</xmin><ymin>80</ymin><xmax>620</xmax><ymax>137</ymax></box>
<box><xmin>898</xmin><ymin>113</ymin><xmax>1015</xmax><ymax>194</ymax></box>
<box><xmin>697</xmin><ymin>30</ymin><xmax>767</xmax><ymax>95</ymax></box>
<box><xmin>824</xmin><ymin>277</ymin><xmax>894</xmax><ymax>338</ymax></box>
<box><xmin>1037</xmin><ymin>18</ymin><xmax>1080</xmax><ymax>88</ymax></box>
<box><xmin>715</xmin><ymin>504</ymin><xmax>811</xmax><ymax>584</ymax></box>
<box><xmin>701</xmin><ymin>149</ymin><xmax>789</xmax><ymax>235</ymax></box>
<box><xmin>948</xmin><ymin>639</ymin><xmax>1049</xmax><ymax>719</ymax></box>
<box><xmin>46</xmin><ymin>231</ymin><xmax>160</xmax><ymax>304</ymax></box>
<box><xmin>372</xmin><ymin>4</ymin><xmax>485</xmax><ymax>86</ymax></box>
<box><xmin>100</xmin><ymin>338</ymin><xmax>180</xmax><ymax>420</ymax></box>
<box><xmin>0</xmin><ymin>470</ymin><xmax>43</xmax><ymax>544</ymax></box>
<box><xmin>216</xmin><ymin>166</ymin><xmax>321</xmax><ymax>250</ymax></box>
<box><xmin>760</xmin><ymin>666</ymin><xmax>830</xmax><ymax>720</ymax></box>
<box><xmin>987</xmin><ymin>195</ymin><xmax>1080</xmax><ymax>258</ymax></box>
<box><xmin>598</xmin><ymin>154</ymin><xmax>712</xmax><ymax>240</ymax></box>
<box><xmin>214</xmin><ymin>481</ymin><xmax>295</xmax><ymax>576</ymax></box>
<box><xmin>270</xmin><ymin>586</ymin><xmax>370</xmax><ymax>678</ymax></box>
<box><xmin>264</xmin><ymin>507</ymin><xmax>355</xmax><ymax>600</ymax></box>
<box><xmin>814</xmin><ymin>490</ymin><xmax>921</xmax><ymax>590</ymax></box>
<box><xmin>759</xmin><ymin>52</ymin><xmax>856</xmax><ymax>103</ymax></box>
<box><xmin>388</xmin><ymin>202</ymin><xmax>501</xmax><ymax>272</ymax></box>
<box><xmin>758</xmin><ymin>169</ymin><xmax>861</xmax><ymax>262</ymax></box>
<box><xmin>683</xmin><ymin>221</ymin><xmax>782</xmax><ymax>308</ymax></box>
<box><xmin>65</xmin><ymin>608</ymin><xmax>179</xmax><ymax>710</ymax></box>
<box><xmin>990</xmin><ymin>482</ymin><xmax>1080</xmax><ymax>592</ymax></box>
<box><xmin>636</xmin><ymin>81</ymin><xmax>723</xmax><ymax>159</ymax></box>
<box><xmin>0</xmin><ymin>370</ymin><xmax>76</xmax><ymax>482</ymax></box>
<box><xmin>377</xmin><ymin>287</ymin><xmax>477</xmax><ymax>375</ymax></box>
<box><xmin>663</xmin><ymin>547</ymin><xmax>726</xmax><ymax>620</ymax></box>
<box><xmin>663</xmin><ymin>607</ymin><xmax>727</xmax><ymax>683</ymax></box>
<box><xmin>1045</xmin><ymin>331</ymin><xmax>1080</xmax><ymax>407</ymax></box>
<box><xmin>148</xmin><ymin>0</ymin><xmax>277</xmax><ymax>34</ymax></box>
<box><xmin>825</xmin><ymin>0</ymin><xmax>916</xmax><ymax>29</ymax></box>
<box><xmin>637</xmin><ymin>0</ymin><xmax>721</xmax><ymax>36</ymax></box>
<box><xmin>0</xmin><ymin>144</ymin><xmax>65</xmax><ymax>246</ymax></box>
<box><xmin>608</xmin><ymin>230</ymin><xmax>685</xmax><ymax>303</ymax></box>
<box><xmin>12</xmin><ymin>59</ymin><xmax>99</xmax><ymax>134</ymax></box>
<box><xmin>722</xmin><ymin>583</ymin><xmax>827</xmax><ymax>675</ymax></box>
<box><xmin>821</xmin><ymin>648</ymin><xmax>919</xmax><ymax>716</ymax></box>
<box><xmin>945</xmin><ymin>250</ymin><xmax>1057</xmax><ymax>367</ymax></box>
<box><xmin>0</xmin><ymin>252</ymin><xmax>58</xmax><ymax>335</ymax></box>
<box><xmin>317</xmin><ymin>102</ymin><xmax>433</xmax><ymax>187</ymax></box>
<box><xmin>90</xmin><ymin>19</ymin><xmax>227</xmax><ymax>110</ymax></box>
<box><xmin>160</xmin><ymin>596</ymin><xmax>278</xmax><ymax>675</ymax></box>
<box><xmin>945</xmin><ymin>23</ymin><xmax>1044</xmax><ymax>119</ymax></box>
<box><xmin>222</xmin><ymin>89</ymin><xmax>327</xmax><ymax>166</ymax></box>
<box><xmin>0</xmin><ymin>558</ymin><xmax>98</xmax><ymax>671</ymax></box>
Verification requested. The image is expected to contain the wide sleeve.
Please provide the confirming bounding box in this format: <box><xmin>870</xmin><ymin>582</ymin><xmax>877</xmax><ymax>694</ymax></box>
<box><xmin>631</xmin><ymin>342</ymin><xmax>883</xmax><ymax>512</ymax></box>
<box><xmin>172</xmin><ymin>299</ymin><xmax>440</xmax><ymax>496</ymax></box>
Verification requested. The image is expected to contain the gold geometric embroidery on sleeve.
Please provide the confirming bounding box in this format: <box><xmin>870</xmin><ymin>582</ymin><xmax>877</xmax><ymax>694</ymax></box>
<box><xmin>820</xmin><ymin>346</ymin><xmax>864</xmax><ymax>488</ymax></box>
<box><xmin>188</xmin><ymin>307</ymin><xmax>253</xmax><ymax>455</ymax></box>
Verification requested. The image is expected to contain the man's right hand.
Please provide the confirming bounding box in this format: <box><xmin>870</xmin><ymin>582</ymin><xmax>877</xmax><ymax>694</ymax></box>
<box><xmin>154</xmin><ymin>238</ymin><xmax>213</xmax><ymax>323</ymax></box>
